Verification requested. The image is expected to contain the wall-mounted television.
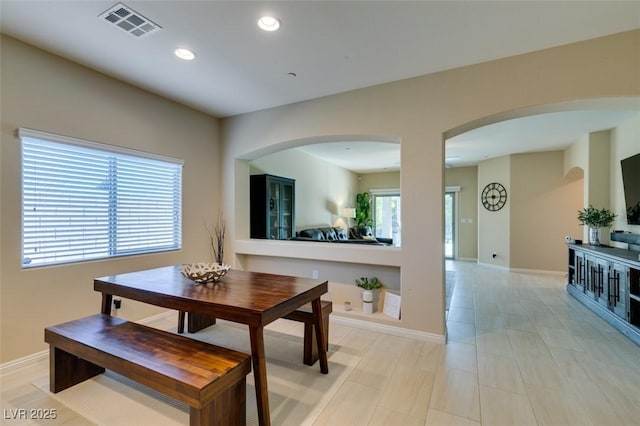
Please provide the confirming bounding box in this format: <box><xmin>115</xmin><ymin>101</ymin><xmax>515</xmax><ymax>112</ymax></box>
<box><xmin>621</xmin><ymin>152</ymin><xmax>640</xmax><ymax>225</ymax></box>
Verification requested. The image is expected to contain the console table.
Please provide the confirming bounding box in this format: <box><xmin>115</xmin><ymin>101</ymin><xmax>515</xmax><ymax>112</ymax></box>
<box><xmin>567</xmin><ymin>243</ymin><xmax>640</xmax><ymax>346</ymax></box>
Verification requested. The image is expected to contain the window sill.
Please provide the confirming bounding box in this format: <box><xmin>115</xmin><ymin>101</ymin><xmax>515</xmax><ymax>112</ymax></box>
<box><xmin>234</xmin><ymin>239</ymin><xmax>401</xmax><ymax>267</ymax></box>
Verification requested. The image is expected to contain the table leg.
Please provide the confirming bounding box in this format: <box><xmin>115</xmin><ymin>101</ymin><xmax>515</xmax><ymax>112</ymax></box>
<box><xmin>311</xmin><ymin>298</ymin><xmax>329</xmax><ymax>374</ymax></box>
<box><xmin>101</xmin><ymin>294</ymin><xmax>113</xmax><ymax>315</ymax></box>
<box><xmin>249</xmin><ymin>326</ymin><xmax>270</xmax><ymax>426</ymax></box>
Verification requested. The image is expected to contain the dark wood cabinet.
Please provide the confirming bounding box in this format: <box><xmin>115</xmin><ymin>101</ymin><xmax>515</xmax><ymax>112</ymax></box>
<box><xmin>586</xmin><ymin>254</ymin><xmax>609</xmax><ymax>309</ymax></box>
<box><xmin>250</xmin><ymin>174</ymin><xmax>295</xmax><ymax>240</ymax></box>
<box><xmin>609</xmin><ymin>261</ymin><xmax>629</xmax><ymax>320</ymax></box>
<box><xmin>567</xmin><ymin>244</ymin><xmax>640</xmax><ymax>345</ymax></box>
<box><xmin>629</xmin><ymin>268</ymin><xmax>640</xmax><ymax>328</ymax></box>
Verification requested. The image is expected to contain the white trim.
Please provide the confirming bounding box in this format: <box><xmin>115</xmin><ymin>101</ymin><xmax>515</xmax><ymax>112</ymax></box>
<box><xmin>477</xmin><ymin>261</ymin><xmax>566</xmax><ymax>276</ymax></box>
<box><xmin>369</xmin><ymin>188</ymin><xmax>400</xmax><ymax>195</ymax></box>
<box><xmin>0</xmin><ymin>349</ymin><xmax>48</xmax><ymax>375</ymax></box>
<box><xmin>330</xmin><ymin>315</ymin><xmax>445</xmax><ymax>344</ymax></box>
<box><xmin>0</xmin><ymin>310</ymin><xmax>177</xmax><ymax>375</ymax></box>
<box><xmin>509</xmin><ymin>267</ymin><xmax>566</xmax><ymax>276</ymax></box>
<box><xmin>17</xmin><ymin>127</ymin><xmax>184</xmax><ymax>165</ymax></box>
<box><xmin>235</xmin><ymin>239</ymin><xmax>402</xmax><ymax>266</ymax></box>
<box><xmin>477</xmin><ymin>261</ymin><xmax>510</xmax><ymax>271</ymax></box>
<box><xmin>136</xmin><ymin>310</ymin><xmax>177</xmax><ymax>325</ymax></box>
<box><xmin>0</xmin><ymin>309</ymin><xmax>445</xmax><ymax>376</ymax></box>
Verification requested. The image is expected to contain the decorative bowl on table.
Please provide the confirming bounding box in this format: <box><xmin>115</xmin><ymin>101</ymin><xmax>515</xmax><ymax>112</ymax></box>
<box><xmin>179</xmin><ymin>263</ymin><xmax>231</xmax><ymax>284</ymax></box>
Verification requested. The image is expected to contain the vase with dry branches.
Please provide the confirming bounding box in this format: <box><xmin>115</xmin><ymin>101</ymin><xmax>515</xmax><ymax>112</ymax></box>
<box><xmin>207</xmin><ymin>211</ymin><xmax>226</xmax><ymax>265</ymax></box>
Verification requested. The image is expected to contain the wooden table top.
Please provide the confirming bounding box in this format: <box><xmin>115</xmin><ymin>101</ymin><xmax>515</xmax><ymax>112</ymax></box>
<box><xmin>94</xmin><ymin>266</ymin><xmax>328</xmax><ymax>326</ymax></box>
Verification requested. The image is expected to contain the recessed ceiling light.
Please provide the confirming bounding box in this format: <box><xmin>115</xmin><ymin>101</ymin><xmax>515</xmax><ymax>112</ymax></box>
<box><xmin>174</xmin><ymin>48</ymin><xmax>196</xmax><ymax>61</ymax></box>
<box><xmin>258</xmin><ymin>15</ymin><xmax>281</xmax><ymax>32</ymax></box>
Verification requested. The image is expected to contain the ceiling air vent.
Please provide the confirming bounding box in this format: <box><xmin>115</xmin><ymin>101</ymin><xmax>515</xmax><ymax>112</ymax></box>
<box><xmin>98</xmin><ymin>3</ymin><xmax>161</xmax><ymax>37</ymax></box>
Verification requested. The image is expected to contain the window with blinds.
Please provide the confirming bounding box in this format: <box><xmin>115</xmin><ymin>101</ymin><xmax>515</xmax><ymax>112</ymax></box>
<box><xmin>19</xmin><ymin>128</ymin><xmax>183</xmax><ymax>268</ymax></box>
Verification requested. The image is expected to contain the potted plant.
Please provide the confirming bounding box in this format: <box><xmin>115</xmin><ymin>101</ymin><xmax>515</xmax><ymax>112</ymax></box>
<box><xmin>577</xmin><ymin>205</ymin><xmax>616</xmax><ymax>246</ymax></box>
<box><xmin>355</xmin><ymin>276</ymin><xmax>382</xmax><ymax>314</ymax></box>
<box><xmin>355</xmin><ymin>192</ymin><xmax>373</xmax><ymax>227</ymax></box>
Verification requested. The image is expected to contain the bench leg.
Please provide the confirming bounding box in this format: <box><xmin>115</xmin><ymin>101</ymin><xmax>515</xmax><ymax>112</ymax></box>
<box><xmin>303</xmin><ymin>313</ymin><xmax>330</xmax><ymax>366</ymax></box>
<box><xmin>190</xmin><ymin>378</ymin><xmax>246</xmax><ymax>426</ymax></box>
<box><xmin>49</xmin><ymin>346</ymin><xmax>105</xmax><ymax>393</ymax></box>
<box><xmin>177</xmin><ymin>311</ymin><xmax>186</xmax><ymax>334</ymax></box>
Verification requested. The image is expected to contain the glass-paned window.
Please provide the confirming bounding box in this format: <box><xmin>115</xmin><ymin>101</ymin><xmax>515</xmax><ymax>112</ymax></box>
<box><xmin>372</xmin><ymin>190</ymin><xmax>401</xmax><ymax>246</ymax></box>
<box><xmin>19</xmin><ymin>128</ymin><xmax>183</xmax><ymax>268</ymax></box>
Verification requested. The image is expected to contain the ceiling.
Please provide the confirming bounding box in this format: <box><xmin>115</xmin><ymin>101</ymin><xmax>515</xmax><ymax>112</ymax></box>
<box><xmin>444</xmin><ymin>109</ymin><xmax>639</xmax><ymax>168</ymax></box>
<box><xmin>2</xmin><ymin>1</ymin><xmax>639</xmax><ymax>171</ymax></box>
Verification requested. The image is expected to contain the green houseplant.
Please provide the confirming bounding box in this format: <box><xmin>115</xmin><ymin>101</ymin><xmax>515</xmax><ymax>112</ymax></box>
<box><xmin>355</xmin><ymin>277</ymin><xmax>382</xmax><ymax>314</ymax></box>
<box><xmin>355</xmin><ymin>276</ymin><xmax>382</xmax><ymax>290</ymax></box>
<box><xmin>355</xmin><ymin>192</ymin><xmax>372</xmax><ymax>227</ymax></box>
<box><xmin>577</xmin><ymin>205</ymin><xmax>616</xmax><ymax>246</ymax></box>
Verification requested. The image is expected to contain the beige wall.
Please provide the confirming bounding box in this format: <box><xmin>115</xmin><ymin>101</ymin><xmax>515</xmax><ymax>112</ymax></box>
<box><xmin>588</xmin><ymin>131</ymin><xmax>612</xmax><ymax>207</ymax></box>
<box><xmin>358</xmin><ymin>171</ymin><xmax>400</xmax><ymax>193</ymax></box>
<box><xmin>478</xmin><ymin>156</ymin><xmax>511</xmax><ymax>267</ymax></box>
<box><xmin>564</xmin><ymin>134</ymin><xmax>589</xmax><ymax>178</ymax></box>
<box><xmin>610</xmin><ymin>112</ymin><xmax>640</xmax><ymax>240</ymax></box>
<box><xmin>510</xmin><ymin>151</ymin><xmax>583</xmax><ymax>271</ymax></box>
<box><xmin>563</xmin><ymin>112</ymin><xmax>640</xmax><ymax>248</ymax></box>
<box><xmin>0</xmin><ymin>36</ymin><xmax>221</xmax><ymax>362</ymax></box>
<box><xmin>454</xmin><ymin>151</ymin><xmax>583</xmax><ymax>272</ymax></box>
<box><xmin>445</xmin><ymin>166</ymin><xmax>478</xmax><ymax>261</ymax></box>
<box><xmin>2</xmin><ymin>30</ymin><xmax>639</xmax><ymax>362</ymax></box>
<box><xmin>222</xmin><ymin>30</ymin><xmax>640</xmax><ymax>337</ymax></box>
<box><xmin>249</xmin><ymin>149</ymin><xmax>358</xmax><ymax>230</ymax></box>
<box><xmin>238</xmin><ymin>255</ymin><xmax>401</xmax><ymax>318</ymax></box>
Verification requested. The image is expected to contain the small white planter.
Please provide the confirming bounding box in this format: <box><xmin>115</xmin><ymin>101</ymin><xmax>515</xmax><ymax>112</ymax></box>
<box><xmin>362</xmin><ymin>289</ymin><xmax>374</xmax><ymax>314</ymax></box>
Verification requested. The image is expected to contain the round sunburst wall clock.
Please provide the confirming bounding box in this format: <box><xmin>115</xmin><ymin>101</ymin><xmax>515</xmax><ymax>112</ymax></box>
<box><xmin>481</xmin><ymin>182</ymin><xmax>507</xmax><ymax>211</ymax></box>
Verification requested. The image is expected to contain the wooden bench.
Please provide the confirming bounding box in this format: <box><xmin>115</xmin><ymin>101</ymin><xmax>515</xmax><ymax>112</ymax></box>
<box><xmin>45</xmin><ymin>314</ymin><xmax>252</xmax><ymax>426</ymax></box>
<box><xmin>178</xmin><ymin>300</ymin><xmax>332</xmax><ymax>366</ymax></box>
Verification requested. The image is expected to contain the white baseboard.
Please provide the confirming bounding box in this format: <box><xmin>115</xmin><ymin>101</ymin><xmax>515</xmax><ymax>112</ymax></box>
<box><xmin>0</xmin><ymin>349</ymin><xmax>48</xmax><ymax>375</ymax></box>
<box><xmin>477</xmin><ymin>262</ymin><xmax>565</xmax><ymax>276</ymax></box>
<box><xmin>136</xmin><ymin>310</ymin><xmax>176</xmax><ymax>325</ymax></box>
<box><xmin>1</xmin><ymin>309</ymin><xmax>445</xmax><ymax>376</ymax></box>
<box><xmin>330</xmin><ymin>315</ymin><xmax>445</xmax><ymax>344</ymax></box>
<box><xmin>0</xmin><ymin>311</ymin><xmax>177</xmax><ymax>376</ymax></box>
<box><xmin>509</xmin><ymin>267</ymin><xmax>566</xmax><ymax>276</ymax></box>
<box><xmin>477</xmin><ymin>261</ymin><xmax>510</xmax><ymax>270</ymax></box>
<box><xmin>454</xmin><ymin>257</ymin><xmax>477</xmax><ymax>262</ymax></box>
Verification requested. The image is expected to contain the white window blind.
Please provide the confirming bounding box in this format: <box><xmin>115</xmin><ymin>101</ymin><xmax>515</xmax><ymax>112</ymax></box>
<box><xmin>19</xmin><ymin>128</ymin><xmax>183</xmax><ymax>268</ymax></box>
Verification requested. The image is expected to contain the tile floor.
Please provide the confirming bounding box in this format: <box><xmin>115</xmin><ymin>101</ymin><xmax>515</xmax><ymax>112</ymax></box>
<box><xmin>2</xmin><ymin>260</ymin><xmax>640</xmax><ymax>425</ymax></box>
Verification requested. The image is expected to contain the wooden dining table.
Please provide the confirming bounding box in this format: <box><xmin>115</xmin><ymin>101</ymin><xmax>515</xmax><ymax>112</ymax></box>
<box><xmin>94</xmin><ymin>266</ymin><xmax>329</xmax><ymax>426</ymax></box>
